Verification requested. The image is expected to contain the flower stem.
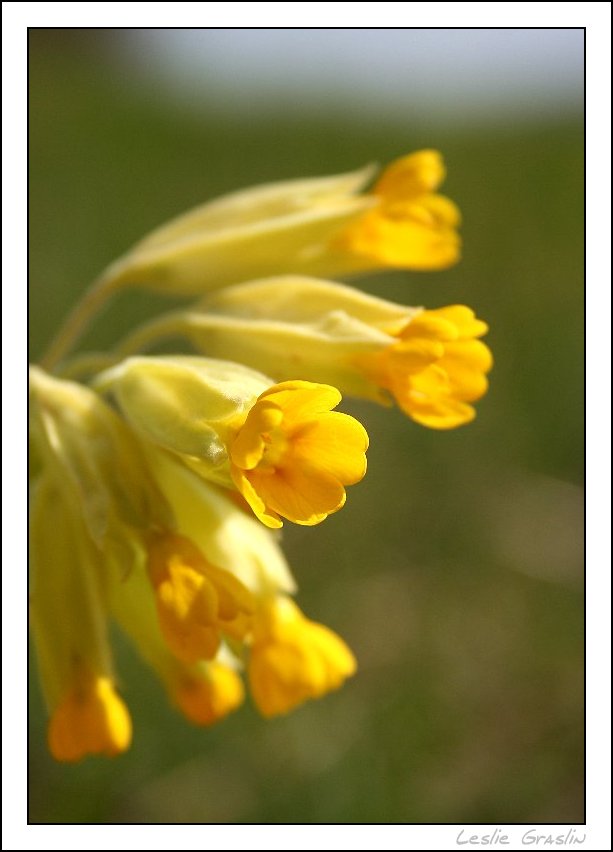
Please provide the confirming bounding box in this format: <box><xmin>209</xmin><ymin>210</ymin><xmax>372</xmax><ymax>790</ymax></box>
<box><xmin>113</xmin><ymin>314</ymin><xmax>190</xmax><ymax>358</ymax></box>
<box><xmin>39</xmin><ymin>268</ymin><xmax>122</xmax><ymax>372</ymax></box>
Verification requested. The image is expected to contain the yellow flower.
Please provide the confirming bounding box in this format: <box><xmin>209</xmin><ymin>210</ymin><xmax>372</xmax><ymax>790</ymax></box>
<box><xmin>335</xmin><ymin>149</ymin><xmax>461</xmax><ymax>271</ymax></box>
<box><xmin>229</xmin><ymin>380</ymin><xmax>368</xmax><ymax>529</ymax></box>
<box><xmin>174</xmin><ymin>662</ymin><xmax>245</xmax><ymax>727</ymax></box>
<box><xmin>128</xmin><ymin>279</ymin><xmax>491</xmax><ymax>430</ymax></box>
<box><xmin>90</xmin><ymin>150</ymin><xmax>458</xmax><ymax>299</ymax></box>
<box><xmin>146</xmin><ymin>532</ymin><xmax>254</xmax><ymax>664</ymax></box>
<box><xmin>248</xmin><ymin>596</ymin><xmax>357</xmax><ymax>718</ymax></box>
<box><xmin>100</xmin><ymin>356</ymin><xmax>368</xmax><ymax>528</ymax></box>
<box><xmin>362</xmin><ymin>305</ymin><xmax>493</xmax><ymax>429</ymax></box>
<box><xmin>30</xmin><ymin>477</ymin><xmax>132</xmax><ymax>762</ymax></box>
<box><xmin>48</xmin><ymin>673</ymin><xmax>132</xmax><ymax>762</ymax></box>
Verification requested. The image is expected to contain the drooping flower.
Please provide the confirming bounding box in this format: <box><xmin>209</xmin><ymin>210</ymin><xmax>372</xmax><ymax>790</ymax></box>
<box><xmin>30</xmin><ymin>477</ymin><xmax>132</xmax><ymax>762</ymax></box>
<box><xmin>146</xmin><ymin>531</ymin><xmax>254</xmax><ymax>664</ymax></box>
<box><xmin>174</xmin><ymin>661</ymin><xmax>245</xmax><ymax>726</ymax></box>
<box><xmin>87</xmin><ymin>150</ymin><xmax>459</xmax><ymax>299</ymax></box>
<box><xmin>248</xmin><ymin>596</ymin><xmax>357</xmax><ymax>718</ymax></box>
<box><xmin>334</xmin><ymin>149</ymin><xmax>461</xmax><ymax>272</ymax></box>
<box><xmin>123</xmin><ymin>278</ymin><xmax>491</xmax><ymax>430</ymax></box>
<box><xmin>29</xmin><ymin>367</ymin><xmax>290</xmax><ymax>756</ymax></box>
<box><xmin>361</xmin><ymin>304</ymin><xmax>493</xmax><ymax>429</ymax></box>
<box><xmin>100</xmin><ymin>356</ymin><xmax>368</xmax><ymax>528</ymax></box>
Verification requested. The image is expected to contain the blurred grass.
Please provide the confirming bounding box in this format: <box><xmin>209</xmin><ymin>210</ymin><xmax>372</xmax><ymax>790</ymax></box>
<box><xmin>28</xmin><ymin>31</ymin><xmax>584</xmax><ymax>824</ymax></box>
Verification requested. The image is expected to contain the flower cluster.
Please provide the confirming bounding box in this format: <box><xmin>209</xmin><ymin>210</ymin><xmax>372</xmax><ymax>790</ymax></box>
<box><xmin>30</xmin><ymin>151</ymin><xmax>492</xmax><ymax>761</ymax></box>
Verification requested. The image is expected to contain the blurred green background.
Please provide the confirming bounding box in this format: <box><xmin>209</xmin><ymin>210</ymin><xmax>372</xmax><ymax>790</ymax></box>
<box><xmin>28</xmin><ymin>30</ymin><xmax>584</xmax><ymax>824</ymax></box>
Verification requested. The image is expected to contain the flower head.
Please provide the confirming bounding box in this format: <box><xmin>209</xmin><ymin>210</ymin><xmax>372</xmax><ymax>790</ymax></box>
<box><xmin>30</xmin><ymin>477</ymin><xmax>132</xmax><ymax>762</ymax></box>
<box><xmin>93</xmin><ymin>151</ymin><xmax>459</xmax><ymax>298</ymax></box>
<box><xmin>335</xmin><ymin>149</ymin><xmax>461</xmax><ymax>271</ymax></box>
<box><xmin>229</xmin><ymin>381</ymin><xmax>368</xmax><ymax>528</ymax></box>
<box><xmin>155</xmin><ymin>278</ymin><xmax>492</xmax><ymax>430</ymax></box>
<box><xmin>174</xmin><ymin>662</ymin><xmax>245</xmax><ymax>726</ymax></box>
<box><xmin>248</xmin><ymin>596</ymin><xmax>357</xmax><ymax>718</ymax></box>
<box><xmin>48</xmin><ymin>673</ymin><xmax>132</xmax><ymax>762</ymax></box>
<box><xmin>146</xmin><ymin>531</ymin><xmax>254</xmax><ymax>663</ymax></box>
<box><xmin>364</xmin><ymin>305</ymin><xmax>493</xmax><ymax>428</ymax></box>
<box><xmin>100</xmin><ymin>356</ymin><xmax>368</xmax><ymax>528</ymax></box>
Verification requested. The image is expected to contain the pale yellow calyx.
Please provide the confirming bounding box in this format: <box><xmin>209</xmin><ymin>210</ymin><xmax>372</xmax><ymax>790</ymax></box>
<box><xmin>147</xmin><ymin>532</ymin><xmax>254</xmax><ymax>663</ymax></box>
<box><xmin>336</xmin><ymin>150</ymin><xmax>461</xmax><ymax>271</ymax></box>
<box><xmin>229</xmin><ymin>380</ymin><xmax>369</xmax><ymax>528</ymax></box>
<box><xmin>248</xmin><ymin>597</ymin><xmax>357</xmax><ymax>718</ymax></box>
<box><xmin>91</xmin><ymin>165</ymin><xmax>376</xmax><ymax>296</ymax></box>
<box><xmin>174</xmin><ymin>662</ymin><xmax>245</xmax><ymax>726</ymax></box>
<box><xmin>98</xmin><ymin>355</ymin><xmax>273</xmax><ymax>489</ymax></box>
<box><xmin>48</xmin><ymin>671</ymin><xmax>131</xmax><ymax>762</ymax></box>
<box><xmin>29</xmin><ymin>366</ymin><xmax>171</xmax><ymax>559</ymax></box>
<box><xmin>365</xmin><ymin>305</ymin><xmax>493</xmax><ymax>429</ymax></box>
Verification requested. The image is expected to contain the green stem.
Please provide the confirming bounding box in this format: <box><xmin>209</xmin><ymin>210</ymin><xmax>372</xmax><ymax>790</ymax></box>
<box><xmin>39</xmin><ymin>269</ymin><xmax>121</xmax><ymax>371</ymax></box>
<box><xmin>57</xmin><ymin>353</ymin><xmax>118</xmax><ymax>381</ymax></box>
<box><xmin>112</xmin><ymin>313</ymin><xmax>190</xmax><ymax>359</ymax></box>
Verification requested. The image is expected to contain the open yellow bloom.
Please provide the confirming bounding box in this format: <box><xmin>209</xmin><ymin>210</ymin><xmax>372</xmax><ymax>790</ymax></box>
<box><xmin>101</xmin><ymin>356</ymin><xmax>368</xmax><ymax>529</ymax></box>
<box><xmin>229</xmin><ymin>380</ymin><xmax>368</xmax><ymax>528</ymax></box>
<box><xmin>248</xmin><ymin>596</ymin><xmax>357</xmax><ymax>718</ymax></box>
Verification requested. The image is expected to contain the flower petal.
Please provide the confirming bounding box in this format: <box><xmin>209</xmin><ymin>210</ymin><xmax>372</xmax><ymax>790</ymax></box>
<box><xmin>291</xmin><ymin>412</ymin><xmax>368</xmax><ymax>484</ymax></box>
<box><xmin>249</xmin><ymin>465</ymin><xmax>346</xmax><ymax>526</ymax></box>
<box><xmin>259</xmin><ymin>381</ymin><xmax>342</xmax><ymax>422</ymax></box>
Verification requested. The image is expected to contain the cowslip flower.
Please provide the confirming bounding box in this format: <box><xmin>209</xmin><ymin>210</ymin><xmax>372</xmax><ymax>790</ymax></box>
<box><xmin>40</xmin><ymin>150</ymin><xmax>459</xmax><ymax>374</ymax></box>
<box><xmin>361</xmin><ymin>303</ymin><xmax>492</xmax><ymax>428</ymax></box>
<box><xmin>204</xmin><ymin>278</ymin><xmax>492</xmax><ymax>429</ymax></box>
<box><xmin>334</xmin><ymin>149</ymin><xmax>460</xmax><ymax>273</ymax></box>
<box><xmin>99</xmin><ymin>355</ymin><xmax>368</xmax><ymax>528</ymax></box>
<box><xmin>142</xmin><ymin>449</ymin><xmax>357</xmax><ymax>718</ymax></box>
<box><xmin>248</xmin><ymin>595</ymin><xmax>357</xmax><ymax>718</ymax></box>
<box><xmin>30</xmin><ymin>476</ymin><xmax>132</xmax><ymax>761</ymax></box>
<box><xmin>84</xmin><ymin>150</ymin><xmax>460</xmax><ymax>300</ymax></box>
<box><xmin>118</xmin><ymin>277</ymin><xmax>492</xmax><ymax>430</ymax></box>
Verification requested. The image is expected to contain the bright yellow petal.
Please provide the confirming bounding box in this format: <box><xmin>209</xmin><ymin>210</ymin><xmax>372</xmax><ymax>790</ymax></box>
<box><xmin>400</xmin><ymin>312</ymin><xmax>458</xmax><ymax>343</ymax></box>
<box><xmin>174</xmin><ymin>663</ymin><xmax>244</xmax><ymax>726</ymax></box>
<box><xmin>404</xmin><ymin>398</ymin><xmax>476</xmax><ymax>430</ymax></box>
<box><xmin>249</xmin><ymin>465</ymin><xmax>346</xmax><ymax>526</ymax></box>
<box><xmin>374</xmin><ymin>150</ymin><xmax>446</xmax><ymax>199</ymax></box>
<box><xmin>291</xmin><ymin>411</ymin><xmax>368</xmax><ymax>484</ymax></box>
<box><xmin>230</xmin><ymin>401</ymin><xmax>283</xmax><ymax>470</ymax></box>
<box><xmin>429</xmin><ymin>305</ymin><xmax>489</xmax><ymax>339</ymax></box>
<box><xmin>418</xmin><ymin>193</ymin><xmax>462</xmax><ymax>228</ymax></box>
<box><xmin>342</xmin><ymin>210</ymin><xmax>461</xmax><ymax>270</ymax></box>
<box><xmin>440</xmin><ymin>340</ymin><xmax>493</xmax><ymax>402</ymax></box>
<box><xmin>248</xmin><ymin>597</ymin><xmax>357</xmax><ymax>717</ymax></box>
<box><xmin>259</xmin><ymin>381</ymin><xmax>342</xmax><ymax>422</ymax></box>
<box><xmin>48</xmin><ymin>675</ymin><xmax>132</xmax><ymax>762</ymax></box>
<box><xmin>230</xmin><ymin>466</ymin><xmax>283</xmax><ymax>529</ymax></box>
